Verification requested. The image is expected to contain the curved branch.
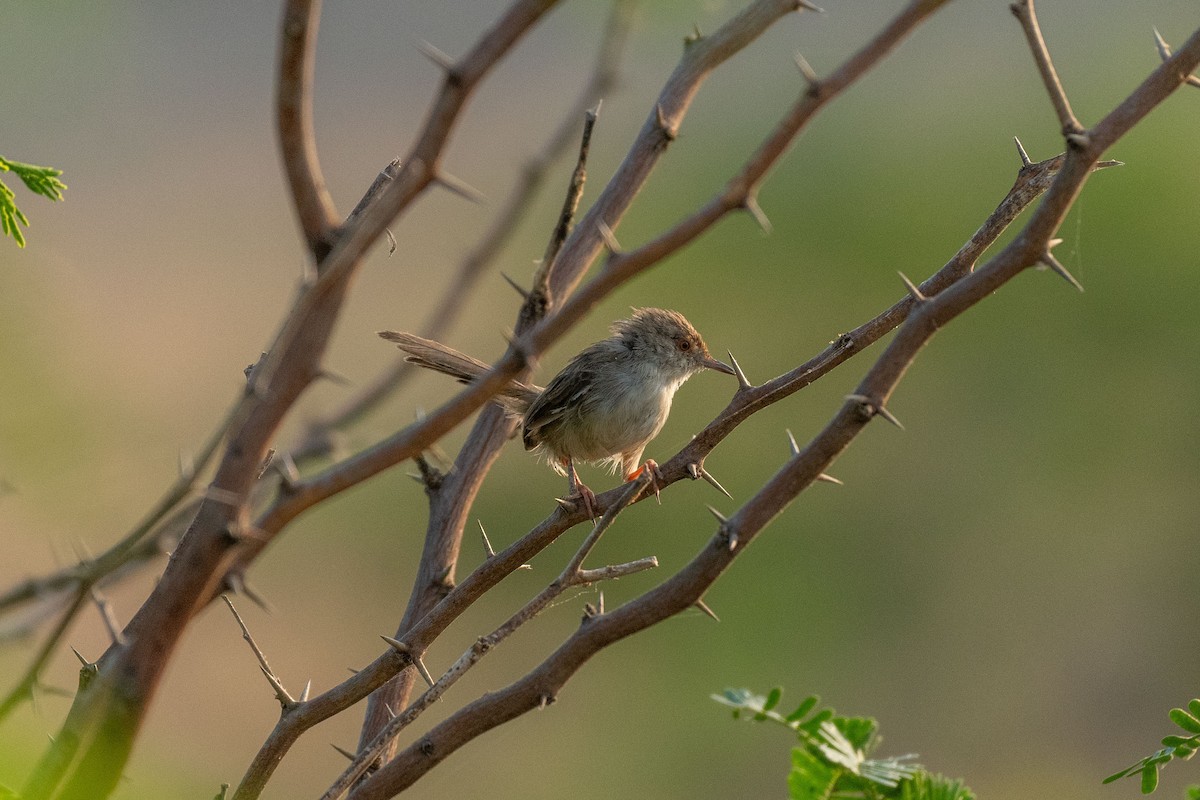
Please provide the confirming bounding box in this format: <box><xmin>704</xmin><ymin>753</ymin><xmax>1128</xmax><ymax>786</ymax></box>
<box><xmin>277</xmin><ymin>0</ymin><xmax>341</xmax><ymax>257</ymax></box>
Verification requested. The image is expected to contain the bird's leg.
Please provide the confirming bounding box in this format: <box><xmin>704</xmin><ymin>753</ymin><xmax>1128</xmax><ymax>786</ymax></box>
<box><xmin>626</xmin><ymin>459</ymin><xmax>662</xmax><ymax>504</ymax></box>
<box><xmin>565</xmin><ymin>458</ymin><xmax>597</xmax><ymax>520</ymax></box>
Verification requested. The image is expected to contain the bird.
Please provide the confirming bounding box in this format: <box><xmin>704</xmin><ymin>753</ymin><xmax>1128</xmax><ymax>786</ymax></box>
<box><xmin>380</xmin><ymin>307</ymin><xmax>736</xmax><ymax>516</ymax></box>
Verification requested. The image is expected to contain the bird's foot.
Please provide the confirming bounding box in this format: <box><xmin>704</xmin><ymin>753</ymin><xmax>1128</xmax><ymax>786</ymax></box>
<box><xmin>574</xmin><ymin>483</ymin><xmax>598</xmax><ymax>520</ymax></box>
<box><xmin>626</xmin><ymin>459</ymin><xmax>662</xmax><ymax>504</ymax></box>
<box><xmin>558</xmin><ymin>483</ymin><xmax>598</xmax><ymax>520</ymax></box>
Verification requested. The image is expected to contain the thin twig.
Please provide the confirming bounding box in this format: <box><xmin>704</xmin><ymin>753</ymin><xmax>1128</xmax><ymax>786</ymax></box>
<box><xmin>223</xmin><ymin>596</ymin><xmax>296</xmax><ymax>709</ymax></box>
<box><xmin>1010</xmin><ymin>0</ymin><xmax>1084</xmax><ymax>136</ymax></box>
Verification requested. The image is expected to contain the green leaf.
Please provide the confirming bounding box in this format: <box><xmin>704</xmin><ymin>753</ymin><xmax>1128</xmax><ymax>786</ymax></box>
<box><xmin>1171</xmin><ymin>709</ymin><xmax>1200</xmax><ymax>734</ymax></box>
<box><xmin>1141</xmin><ymin>763</ymin><xmax>1159</xmax><ymax>794</ymax></box>
<box><xmin>1185</xmin><ymin>785</ymin><xmax>1200</xmax><ymax>800</ymax></box>
<box><xmin>837</xmin><ymin>716</ymin><xmax>879</xmax><ymax>752</ymax></box>
<box><xmin>786</xmin><ymin>695</ymin><xmax>820</xmax><ymax>723</ymax></box>
<box><xmin>1104</xmin><ymin>766</ymin><xmax>1138</xmax><ymax>784</ymax></box>
<box><xmin>788</xmin><ymin>746</ymin><xmax>841</xmax><ymax>800</ymax></box>
<box><xmin>0</xmin><ymin>179</ymin><xmax>29</xmax><ymax>248</ymax></box>
<box><xmin>1188</xmin><ymin>700</ymin><xmax>1200</xmax><ymax>719</ymax></box>
<box><xmin>0</xmin><ymin>157</ymin><xmax>67</xmax><ymax>202</ymax></box>
<box><xmin>0</xmin><ymin>156</ymin><xmax>67</xmax><ymax>247</ymax></box>
<box><xmin>898</xmin><ymin>772</ymin><xmax>976</xmax><ymax>800</ymax></box>
<box><xmin>764</xmin><ymin>687</ymin><xmax>783</xmax><ymax>712</ymax></box>
<box><xmin>1162</xmin><ymin>735</ymin><xmax>1197</xmax><ymax>748</ymax></box>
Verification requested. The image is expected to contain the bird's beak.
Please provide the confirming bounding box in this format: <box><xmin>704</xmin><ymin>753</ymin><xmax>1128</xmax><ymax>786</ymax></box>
<box><xmin>703</xmin><ymin>355</ymin><xmax>737</xmax><ymax>376</ymax></box>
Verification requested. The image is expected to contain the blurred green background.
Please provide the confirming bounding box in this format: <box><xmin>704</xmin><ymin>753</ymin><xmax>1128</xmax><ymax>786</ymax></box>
<box><xmin>3</xmin><ymin>1</ymin><xmax>1199</xmax><ymax>798</ymax></box>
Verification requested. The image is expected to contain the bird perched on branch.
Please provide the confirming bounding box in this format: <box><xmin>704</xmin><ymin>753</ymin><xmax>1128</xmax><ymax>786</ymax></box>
<box><xmin>380</xmin><ymin>308</ymin><xmax>736</xmax><ymax>516</ymax></box>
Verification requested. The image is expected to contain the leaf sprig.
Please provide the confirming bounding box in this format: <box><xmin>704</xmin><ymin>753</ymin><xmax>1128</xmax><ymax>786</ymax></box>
<box><xmin>712</xmin><ymin>688</ymin><xmax>974</xmax><ymax>800</ymax></box>
<box><xmin>1105</xmin><ymin>699</ymin><xmax>1200</xmax><ymax>794</ymax></box>
<box><xmin>0</xmin><ymin>155</ymin><xmax>67</xmax><ymax>248</ymax></box>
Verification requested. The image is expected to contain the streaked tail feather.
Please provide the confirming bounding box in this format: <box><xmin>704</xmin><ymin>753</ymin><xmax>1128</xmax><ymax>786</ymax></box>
<box><xmin>378</xmin><ymin>331</ymin><xmax>540</xmax><ymax>414</ymax></box>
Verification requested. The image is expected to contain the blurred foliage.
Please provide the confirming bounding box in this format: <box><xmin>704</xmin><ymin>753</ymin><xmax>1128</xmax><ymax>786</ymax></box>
<box><xmin>713</xmin><ymin>688</ymin><xmax>974</xmax><ymax>800</ymax></box>
<box><xmin>0</xmin><ymin>156</ymin><xmax>66</xmax><ymax>248</ymax></box>
<box><xmin>1107</xmin><ymin>698</ymin><xmax>1200</xmax><ymax>794</ymax></box>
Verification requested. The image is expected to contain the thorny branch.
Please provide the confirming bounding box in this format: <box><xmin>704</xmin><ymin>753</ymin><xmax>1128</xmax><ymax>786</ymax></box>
<box><xmin>19</xmin><ymin>2</ymin><xmax>562</xmax><ymax>799</ymax></box>
<box><xmin>321</xmin><ymin>479</ymin><xmax>650</xmax><ymax>800</ymax></box>
<box><xmin>232</xmin><ymin>2</ymin><xmax>943</xmax><ymax>793</ymax></box>
<box><xmin>5</xmin><ymin>0</ymin><xmax>1198</xmax><ymax>797</ymax></box>
<box><xmin>341</xmin><ymin>19</ymin><xmax>1200</xmax><ymax>800</ymax></box>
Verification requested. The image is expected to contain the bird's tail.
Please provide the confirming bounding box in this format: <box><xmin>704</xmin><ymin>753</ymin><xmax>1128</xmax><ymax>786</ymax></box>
<box><xmin>378</xmin><ymin>331</ymin><xmax>540</xmax><ymax>415</ymax></box>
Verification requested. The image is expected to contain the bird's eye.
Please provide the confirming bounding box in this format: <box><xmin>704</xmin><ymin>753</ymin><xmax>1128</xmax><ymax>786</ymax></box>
<box><xmin>677</xmin><ymin>339</ymin><xmax>691</xmax><ymax>351</ymax></box>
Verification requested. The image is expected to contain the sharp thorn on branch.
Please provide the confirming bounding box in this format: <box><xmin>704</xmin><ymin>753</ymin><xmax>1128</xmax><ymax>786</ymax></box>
<box><xmin>845</xmin><ymin>394</ymin><xmax>904</xmax><ymax>429</ymax></box>
<box><xmin>817</xmin><ymin>473</ymin><xmax>844</xmax><ymax>486</ymax></box>
<box><xmin>728</xmin><ymin>350</ymin><xmax>753</xmax><ymax>390</ymax></box>
<box><xmin>694</xmin><ymin>598</ymin><xmax>720</xmax><ymax>622</ymax></box>
<box><xmin>1013</xmin><ymin>136</ymin><xmax>1032</xmax><ymax>166</ymax></box>
<box><xmin>417</xmin><ymin>40</ymin><xmax>455</xmax><ymax>72</ymax></box>
<box><xmin>898</xmin><ymin>271</ymin><xmax>927</xmax><ymax>302</ymax></box>
<box><xmin>706</xmin><ymin>504</ymin><xmax>728</xmax><ymax>524</ymax></box>
<box><xmin>785</xmin><ymin>429</ymin><xmax>801</xmax><ymax>457</ymax></box>
<box><xmin>70</xmin><ymin>646</ymin><xmax>91</xmax><ymax>667</ymax></box>
<box><xmin>794</xmin><ymin>52</ymin><xmax>819</xmax><ymax>86</ymax></box>
<box><xmin>331</xmin><ymin>744</ymin><xmax>356</xmax><ymax>762</ymax></box>
<box><xmin>1153</xmin><ymin>27</ymin><xmax>1172</xmax><ymax>61</ymax></box>
<box><xmin>596</xmin><ymin>220</ymin><xmax>622</xmax><ymax>254</ymax></box>
<box><xmin>413</xmin><ymin>656</ymin><xmax>436</xmax><ymax>689</ymax></box>
<box><xmin>178</xmin><ymin>449</ymin><xmax>195</xmax><ymax>481</ymax></box>
<box><xmin>696</xmin><ymin>465</ymin><xmax>733</xmax><ymax>500</ymax></box>
<box><xmin>1095</xmin><ymin>159</ymin><xmax>1124</xmax><ymax>171</ymax></box>
<box><xmin>385</xmin><ymin>703</ymin><xmax>398</xmax><ymax>719</ymax></box>
<box><xmin>299</xmin><ymin>679</ymin><xmax>311</xmax><ymax>703</ymax></box>
<box><xmin>275</xmin><ymin>451</ymin><xmax>301</xmax><ymax>489</ymax></box>
<box><xmin>500</xmin><ymin>272</ymin><xmax>530</xmax><ymax>299</ymax></box>
<box><xmin>797</xmin><ymin>0</ymin><xmax>824</xmax><ymax>12</ymax></box>
<box><xmin>435</xmin><ymin>171</ymin><xmax>486</xmax><ymax>204</ymax></box>
<box><xmin>1040</xmin><ymin>251</ymin><xmax>1084</xmax><ymax>292</ymax></box>
<box><xmin>385</xmin><ymin>228</ymin><xmax>397</xmax><ymax>254</ymax></box>
<box><xmin>589</xmin><ymin>98</ymin><xmax>603</xmax><ymax>120</ymax></box>
<box><xmin>742</xmin><ymin>195</ymin><xmax>772</xmax><ymax>234</ymax></box>
<box><xmin>874</xmin><ymin>404</ymin><xmax>905</xmax><ymax>429</ymax></box>
<box><xmin>478</xmin><ymin>520</ymin><xmax>496</xmax><ymax>558</ymax></box>
<box><xmin>380</xmin><ymin>635</ymin><xmax>411</xmax><ymax>655</ymax></box>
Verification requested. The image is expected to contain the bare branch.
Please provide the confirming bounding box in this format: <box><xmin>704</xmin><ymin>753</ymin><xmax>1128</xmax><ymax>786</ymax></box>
<box><xmin>1153</xmin><ymin>27</ymin><xmax>1200</xmax><ymax>88</ymax></box>
<box><xmin>223</xmin><ymin>596</ymin><xmax>296</xmax><ymax>710</ymax></box>
<box><xmin>1010</xmin><ymin>0</ymin><xmax>1084</xmax><ymax>137</ymax></box>
<box><xmin>277</xmin><ymin>0</ymin><xmax>340</xmax><ymax>256</ymax></box>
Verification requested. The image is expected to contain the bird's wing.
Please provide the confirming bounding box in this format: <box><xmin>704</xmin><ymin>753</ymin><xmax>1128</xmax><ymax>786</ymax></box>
<box><xmin>521</xmin><ymin>365</ymin><xmax>592</xmax><ymax>449</ymax></box>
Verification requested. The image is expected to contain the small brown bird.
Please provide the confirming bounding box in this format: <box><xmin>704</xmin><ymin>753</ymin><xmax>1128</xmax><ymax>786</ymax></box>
<box><xmin>380</xmin><ymin>308</ymin><xmax>735</xmax><ymax>515</ymax></box>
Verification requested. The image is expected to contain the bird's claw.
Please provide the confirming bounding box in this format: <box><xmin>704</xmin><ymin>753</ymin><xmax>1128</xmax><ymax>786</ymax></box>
<box><xmin>576</xmin><ymin>483</ymin><xmax>598</xmax><ymax>519</ymax></box>
<box><xmin>627</xmin><ymin>459</ymin><xmax>662</xmax><ymax>504</ymax></box>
